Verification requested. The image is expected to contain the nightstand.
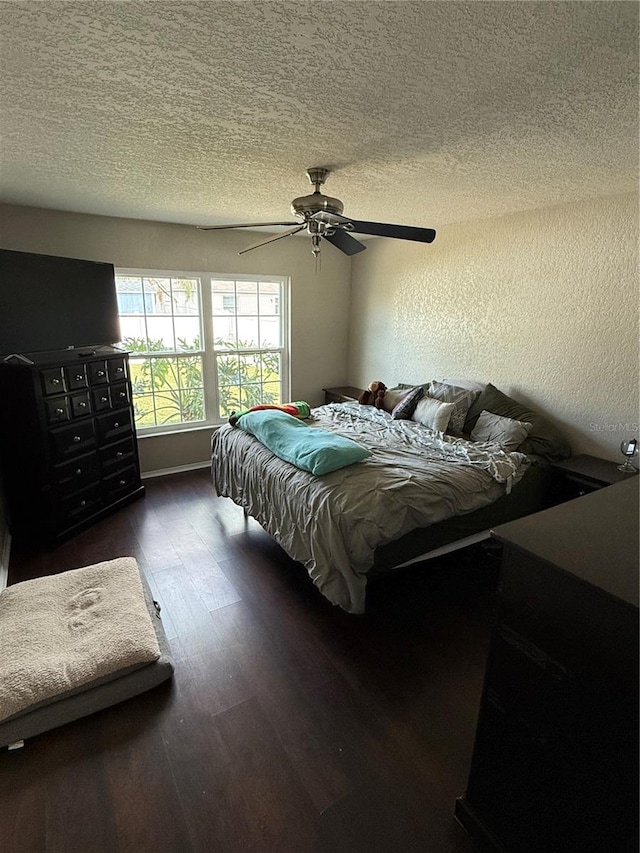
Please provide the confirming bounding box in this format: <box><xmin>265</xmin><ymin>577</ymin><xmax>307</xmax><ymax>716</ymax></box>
<box><xmin>323</xmin><ymin>386</ymin><xmax>364</xmax><ymax>405</ymax></box>
<box><xmin>552</xmin><ymin>453</ymin><xmax>638</xmax><ymax>499</ymax></box>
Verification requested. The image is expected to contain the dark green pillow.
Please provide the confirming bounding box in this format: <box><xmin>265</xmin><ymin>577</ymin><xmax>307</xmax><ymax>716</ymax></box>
<box><xmin>463</xmin><ymin>383</ymin><xmax>571</xmax><ymax>461</ymax></box>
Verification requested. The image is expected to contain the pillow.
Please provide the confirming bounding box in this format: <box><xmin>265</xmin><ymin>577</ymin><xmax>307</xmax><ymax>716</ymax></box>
<box><xmin>382</xmin><ymin>387</ymin><xmax>411</xmax><ymax>414</ymax></box>
<box><xmin>463</xmin><ymin>383</ymin><xmax>572</xmax><ymax>461</ymax></box>
<box><xmin>470</xmin><ymin>410</ymin><xmax>533</xmax><ymax>451</ymax></box>
<box><xmin>411</xmin><ymin>396</ymin><xmax>456</xmax><ymax>432</ymax></box>
<box><xmin>427</xmin><ymin>381</ymin><xmax>479</xmax><ymax>435</ymax></box>
<box><xmin>391</xmin><ymin>386</ymin><xmax>424</xmax><ymax>420</ymax></box>
<box><xmin>238</xmin><ymin>409</ymin><xmax>371</xmax><ymax>475</ymax></box>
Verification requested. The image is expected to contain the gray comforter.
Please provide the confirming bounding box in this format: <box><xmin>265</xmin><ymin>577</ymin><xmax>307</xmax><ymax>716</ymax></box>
<box><xmin>211</xmin><ymin>402</ymin><xmax>530</xmax><ymax>613</ymax></box>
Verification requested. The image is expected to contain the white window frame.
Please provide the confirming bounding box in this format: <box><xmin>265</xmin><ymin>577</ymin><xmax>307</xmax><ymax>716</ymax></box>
<box><xmin>116</xmin><ymin>268</ymin><xmax>290</xmax><ymax>436</ymax></box>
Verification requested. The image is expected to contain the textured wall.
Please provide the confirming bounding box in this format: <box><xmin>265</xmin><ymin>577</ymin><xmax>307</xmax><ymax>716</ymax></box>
<box><xmin>0</xmin><ymin>204</ymin><xmax>352</xmax><ymax>472</ymax></box>
<box><xmin>348</xmin><ymin>192</ymin><xmax>639</xmax><ymax>461</ymax></box>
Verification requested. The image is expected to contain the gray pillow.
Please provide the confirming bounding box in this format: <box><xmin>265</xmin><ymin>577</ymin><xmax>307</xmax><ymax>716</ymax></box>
<box><xmin>471</xmin><ymin>410</ymin><xmax>532</xmax><ymax>451</ymax></box>
<box><xmin>391</xmin><ymin>386</ymin><xmax>424</xmax><ymax>420</ymax></box>
<box><xmin>464</xmin><ymin>383</ymin><xmax>571</xmax><ymax>461</ymax></box>
<box><xmin>428</xmin><ymin>381</ymin><xmax>479</xmax><ymax>435</ymax></box>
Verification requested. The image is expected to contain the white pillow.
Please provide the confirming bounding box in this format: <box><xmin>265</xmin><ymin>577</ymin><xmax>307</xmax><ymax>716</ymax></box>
<box><xmin>470</xmin><ymin>410</ymin><xmax>532</xmax><ymax>451</ymax></box>
<box><xmin>411</xmin><ymin>396</ymin><xmax>455</xmax><ymax>431</ymax></box>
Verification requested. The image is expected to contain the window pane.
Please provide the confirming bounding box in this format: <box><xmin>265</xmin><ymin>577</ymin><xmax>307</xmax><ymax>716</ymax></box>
<box><xmin>177</xmin><ymin>355</ymin><xmax>203</xmax><ymax>389</ymax></box>
<box><xmin>144</xmin><ymin>278</ymin><xmax>172</xmax><ymax>314</ymax></box>
<box><xmin>216</xmin><ymin>354</ymin><xmax>241</xmax><ymax>387</ymax></box>
<box><xmin>180</xmin><ymin>388</ymin><xmax>204</xmax><ymax>422</ymax></box>
<box><xmin>259</xmin><ymin>282</ymin><xmax>279</xmax><ymax>312</ymax></box>
<box><xmin>237</xmin><ymin>317</ymin><xmax>260</xmax><ymax>348</ymax></box>
<box><xmin>211</xmin><ymin>280</ymin><xmax>236</xmax><ymax>315</ymax></box>
<box><xmin>146</xmin><ymin>317</ymin><xmax>175</xmax><ymax>351</ymax></box>
<box><xmin>236</xmin><ymin>281</ymin><xmax>258</xmax><ymax>315</ymax></box>
<box><xmin>240</xmin><ymin>384</ymin><xmax>263</xmax><ymax>409</ymax></box>
<box><xmin>259</xmin><ymin>351</ymin><xmax>281</xmax><ymax>382</ymax></box>
<box><xmin>132</xmin><ymin>393</ymin><xmax>156</xmax><ymax>427</ymax></box>
<box><xmin>259</xmin><ymin>316</ymin><xmax>281</xmax><ymax>348</ymax></box>
<box><xmin>129</xmin><ymin>357</ymin><xmax>154</xmax><ymax>394</ymax></box>
<box><xmin>262</xmin><ymin>381</ymin><xmax>281</xmax><ymax>403</ymax></box>
<box><xmin>151</xmin><ymin>357</ymin><xmax>179</xmax><ymax>392</ymax></box>
<box><xmin>119</xmin><ymin>317</ymin><xmax>148</xmax><ymax>350</ymax></box>
<box><xmin>174</xmin><ymin>317</ymin><xmax>201</xmax><ymax>351</ymax></box>
<box><xmin>213</xmin><ymin>315</ymin><xmax>237</xmax><ymax>350</ymax></box>
<box><xmin>154</xmin><ymin>392</ymin><xmax>183</xmax><ymax>425</ymax></box>
<box><xmin>171</xmin><ymin>278</ymin><xmax>200</xmax><ymax>315</ymax></box>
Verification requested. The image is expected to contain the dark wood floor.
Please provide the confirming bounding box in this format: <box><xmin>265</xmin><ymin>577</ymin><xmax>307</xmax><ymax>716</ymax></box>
<box><xmin>1</xmin><ymin>468</ymin><xmax>501</xmax><ymax>853</ymax></box>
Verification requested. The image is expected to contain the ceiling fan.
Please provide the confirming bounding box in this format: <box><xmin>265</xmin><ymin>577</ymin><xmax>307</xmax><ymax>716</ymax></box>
<box><xmin>197</xmin><ymin>168</ymin><xmax>436</xmax><ymax>257</ymax></box>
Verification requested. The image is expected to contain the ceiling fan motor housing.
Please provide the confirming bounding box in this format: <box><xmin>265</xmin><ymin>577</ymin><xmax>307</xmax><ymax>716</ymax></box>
<box><xmin>291</xmin><ymin>166</ymin><xmax>344</xmax><ymax>219</ymax></box>
<box><xmin>291</xmin><ymin>192</ymin><xmax>344</xmax><ymax>219</ymax></box>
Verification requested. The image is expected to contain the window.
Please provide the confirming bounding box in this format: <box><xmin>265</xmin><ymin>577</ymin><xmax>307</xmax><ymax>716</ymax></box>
<box><xmin>116</xmin><ymin>270</ymin><xmax>288</xmax><ymax>432</ymax></box>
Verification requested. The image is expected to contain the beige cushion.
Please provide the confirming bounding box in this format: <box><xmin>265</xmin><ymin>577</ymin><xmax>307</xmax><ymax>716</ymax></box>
<box><xmin>0</xmin><ymin>557</ymin><xmax>161</xmax><ymax>724</ymax></box>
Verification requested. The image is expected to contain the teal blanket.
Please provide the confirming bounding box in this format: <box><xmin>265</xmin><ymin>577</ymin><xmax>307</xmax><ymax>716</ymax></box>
<box><xmin>237</xmin><ymin>409</ymin><xmax>371</xmax><ymax>475</ymax></box>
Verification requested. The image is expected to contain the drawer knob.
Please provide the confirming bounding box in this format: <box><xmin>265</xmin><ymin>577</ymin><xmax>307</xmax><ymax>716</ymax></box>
<box><xmin>55</xmin><ymin>407</ymin><xmax>64</xmax><ymax>415</ymax></box>
<box><xmin>116</xmin><ymin>367</ymin><xmax>123</xmax><ymax>373</ymax></box>
<box><xmin>97</xmin><ymin>370</ymin><xmax>105</xmax><ymax>377</ymax></box>
<box><xmin>51</xmin><ymin>378</ymin><xmax>60</xmax><ymax>385</ymax></box>
<box><xmin>119</xmin><ymin>392</ymin><xmax>125</xmax><ymax>399</ymax></box>
<box><xmin>119</xmin><ymin>479</ymin><xmax>126</xmax><ymax>486</ymax></box>
<box><xmin>75</xmin><ymin>374</ymin><xmax>83</xmax><ymax>381</ymax></box>
<box><xmin>101</xmin><ymin>396</ymin><xmax>108</xmax><ymax>403</ymax></box>
<box><xmin>113</xmin><ymin>421</ymin><xmax>120</xmax><ymax>428</ymax></box>
<box><xmin>80</xmin><ymin>500</ymin><xmax>86</xmax><ymax>507</ymax></box>
<box><xmin>75</xmin><ymin>468</ymin><xmax>82</xmax><ymax>475</ymax></box>
<box><xmin>79</xmin><ymin>401</ymin><xmax>87</xmax><ymax>408</ymax></box>
<box><xmin>73</xmin><ymin>435</ymin><xmax>81</xmax><ymax>443</ymax></box>
<box><xmin>116</xmin><ymin>451</ymin><xmax>123</xmax><ymax>457</ymax></box>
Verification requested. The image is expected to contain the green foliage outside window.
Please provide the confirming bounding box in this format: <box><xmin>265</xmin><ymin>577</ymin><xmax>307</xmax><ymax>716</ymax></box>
<box><xmin>123</xmin><ymin>336</ymin><xmax>281</xmax><ymax>426</ymax></box>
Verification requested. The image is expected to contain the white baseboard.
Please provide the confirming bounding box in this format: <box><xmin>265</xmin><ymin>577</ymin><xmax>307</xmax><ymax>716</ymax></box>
<box><xmin>141</xmin><ymin>460</ymin><xmax>211</xmax><ymax>480</ymax></box>
<box><xmin>0</xmin><ymin>531</ymin><xmax>10</xmax><ymax>591</ymax></box>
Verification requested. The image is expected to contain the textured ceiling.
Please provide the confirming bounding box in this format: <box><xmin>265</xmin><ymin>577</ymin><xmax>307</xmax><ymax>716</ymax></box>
<box><xmin>0</xmin><ymin>1</ymin><xmax>637</xmax><ymax>231</ymax></box>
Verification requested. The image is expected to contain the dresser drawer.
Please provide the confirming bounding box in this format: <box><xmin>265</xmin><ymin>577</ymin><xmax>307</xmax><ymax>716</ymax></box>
<box><xmin>110</xmin><ymin>382</ymin><xmax>130</xmax><ymax>408</ymax></box>
<box><xmin>92</xmin><ymin>387</ymin><xmax>112</xmax><ymax>412</ymax></box>
<box><xmin>57</xmin><ymin>483</ymin><xmax>102</xmax><ymax>526</ymax></box>
<box><xmin>88</xmin><ymin>360</ymin><xmax>109</xmax><ymax>385</ymax></box>
<box><xmin>100</xmin><ymin>436</ymin><xmax>136</xmax><ymax>470</ymax></box>
<box><xmin>96</xmin><ymin>409</ymin><xmax>133</xmax><ymax>443</ymax></box>
<box><xmin>108</xmin><ymin>357</ymin><xmax>128</xmax><ymax>382</ymax></box>
<box><xmin>51</xmin><ymin>419</ymin><xmax>96</xmax><ymax>459</ymax></box>
<box><xmin>54</xmin><ymin>452</ymin><xmax>100</xmax><ymax>497</ymax></box>
<box><xmin>45</xmin><ymin>396</ymin><xmax>71</xmax><ymax>424</ymax></box>
<box><xmin>40</xmin><ymin>367</ymin><xmax>66</xmax><ymax>396</ymax></box>
<box><xmin>66</xmin><ymin>364</ymin><xmax>88</xmax><ymax>390</ymax></box>
<box><xmin>71</xmin><ymin>390</ymin><xmax>91</xmax><ymax>418</ymax></box>
<box><xmin>103</xmin><ymin>465</ymin><xmax>139</xmax><ymax>500</ymax></box>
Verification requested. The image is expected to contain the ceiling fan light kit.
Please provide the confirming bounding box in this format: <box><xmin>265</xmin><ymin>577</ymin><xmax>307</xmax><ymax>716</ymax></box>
<box><xmin>198</xmin><ymin>168</ymin><xmax>436</xmax><ymax>258</ymax></box>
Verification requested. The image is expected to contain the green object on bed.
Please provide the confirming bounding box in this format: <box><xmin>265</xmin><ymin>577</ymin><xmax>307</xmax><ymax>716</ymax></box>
<box><xmin>237</xmin><ymin>409</ymin><xmax>372</xmax><ymax>475</ymax></box>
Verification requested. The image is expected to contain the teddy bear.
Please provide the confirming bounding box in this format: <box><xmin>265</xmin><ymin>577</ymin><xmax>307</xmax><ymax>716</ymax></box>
<box><xmin>358</xmin><ymin>380</ymin><xmax>387</xmax><ymax>409</ymax></box>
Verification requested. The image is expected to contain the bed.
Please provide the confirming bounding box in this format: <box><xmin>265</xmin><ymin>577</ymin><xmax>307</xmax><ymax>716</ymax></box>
<box><xmin>211</xmin><ymin>381</ymin><xmax>570</xmax><ymax>614</ymax></box>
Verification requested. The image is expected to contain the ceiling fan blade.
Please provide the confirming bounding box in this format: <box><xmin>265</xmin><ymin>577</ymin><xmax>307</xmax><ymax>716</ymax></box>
<box><xmin>322</xmin><ymin>228</ymin><xmax>367</xmax><ymax>256</ymax></box>
<box><xmin>347</xmin><ymin>219</ymin><xmax>436</xmax><ymax>244</ymax></box>
<box><xmin>197</xmin><ymin>221</ymin><xmax>299</xmax><ymax>231</ymax></box>
<box><xmin>237</xmin><ymin>224</ymin><xmax>306</xmax><ymax>255</ymax></box>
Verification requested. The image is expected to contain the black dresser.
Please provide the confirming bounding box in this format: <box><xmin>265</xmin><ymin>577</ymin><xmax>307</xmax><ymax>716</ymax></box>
<box><xmin>455</xmin><ymin>477</ymin><xmax>639</xmax><ymax>853</ymax></box>
<box><xmin>0</xmin><ymin>346</ymin><xmax>144</xmax><ymax>545</ymax></box>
